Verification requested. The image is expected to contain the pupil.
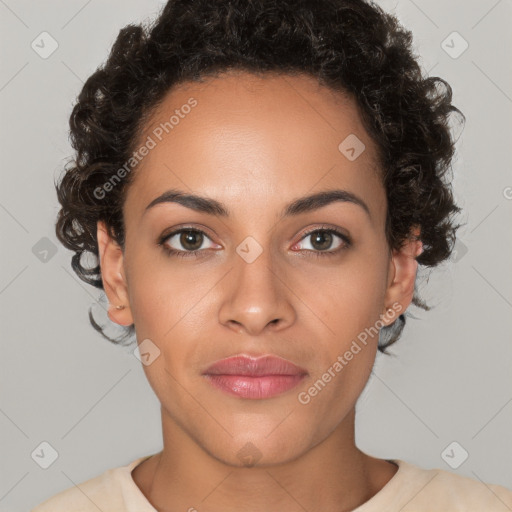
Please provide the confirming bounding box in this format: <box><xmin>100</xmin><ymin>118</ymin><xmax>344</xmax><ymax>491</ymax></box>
<box><xmin>312</xmin><ymin>231</ymin><xmax>332</xmax><ymax>251</ymax></box>
<box><xmin>181</xmin><ymin>231</ymin><xmax>202</xmax><ymax>250</ymax></box>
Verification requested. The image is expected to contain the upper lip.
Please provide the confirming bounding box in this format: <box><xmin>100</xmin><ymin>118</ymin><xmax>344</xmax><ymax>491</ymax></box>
<box><xmin>202</xmin><ymin>355</ymin><xmax>308</xmax><ymax>377</ymax></box>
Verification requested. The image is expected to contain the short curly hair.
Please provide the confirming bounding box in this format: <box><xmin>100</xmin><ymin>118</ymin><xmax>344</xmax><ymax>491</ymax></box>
<box><xmin>55</xmin><ymin>0</ymin><xmax>465</xmax><ymax>353</ymax></box>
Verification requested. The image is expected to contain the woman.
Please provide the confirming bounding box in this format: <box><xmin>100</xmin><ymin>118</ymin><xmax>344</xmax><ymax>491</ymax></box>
<box><xmin>33</xmin><ymin>0</ymin><xmax>512</xmax><ymax>510</ymax></box>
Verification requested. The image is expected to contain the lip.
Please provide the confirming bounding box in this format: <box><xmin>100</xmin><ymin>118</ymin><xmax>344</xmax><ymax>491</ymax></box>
<box><xmin>202</xmin><ymin>355</ymin><xmax>308</xmax><ymax>400</ymax></box>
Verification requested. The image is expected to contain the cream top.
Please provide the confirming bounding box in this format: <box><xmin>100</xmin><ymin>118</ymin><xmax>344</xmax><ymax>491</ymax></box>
<box><xmin>32</xmin><ymin>455</ymin><xmax>512</xmax><ymax>511</ymax></box>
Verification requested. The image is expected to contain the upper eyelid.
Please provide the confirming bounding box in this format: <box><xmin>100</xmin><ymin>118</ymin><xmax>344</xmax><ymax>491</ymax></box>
<box><xmin>299</xmin><ymin>225</ymin><xmax>349</xmax><ymax>239</ymax></box>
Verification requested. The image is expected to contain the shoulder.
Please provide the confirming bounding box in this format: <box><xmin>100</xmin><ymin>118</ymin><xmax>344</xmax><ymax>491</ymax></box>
<box><xmin>31</xmin><ymin>468</ymin><xmax>123</xmax><ymax>512</ymax></box>
<box><xmin>391</xmin><ymin>459</ymin><xmax>512</xmax><ymax>511</ymax></box>
<box><xmin>31</xmin><ymin>456</ymin><xmax>153</xmax><ymax>512</ymax></box>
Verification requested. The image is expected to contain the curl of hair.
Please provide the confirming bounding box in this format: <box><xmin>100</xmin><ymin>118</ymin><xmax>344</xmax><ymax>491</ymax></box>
<box><xmin>55</xmin><ymin>0</ymin><xmax>465</xmax><ymax>353</ymax></box>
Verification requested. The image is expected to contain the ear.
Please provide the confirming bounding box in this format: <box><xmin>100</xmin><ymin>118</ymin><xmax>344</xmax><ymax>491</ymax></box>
<box><xmin>381</xmin><ymin>225</ymin><xmax>423</xmax><ymax>326</ymax></box>
<box><xmin>96</xmin><ymin>220</ymin><xmax>133</xmax><ymax>327</ymax></box>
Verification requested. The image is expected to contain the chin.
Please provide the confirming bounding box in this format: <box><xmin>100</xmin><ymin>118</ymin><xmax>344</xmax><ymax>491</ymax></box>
<box><xmin>200</xmin><ymin>429</ymin><xmax>311</xmax><ymax>469</ymax></box>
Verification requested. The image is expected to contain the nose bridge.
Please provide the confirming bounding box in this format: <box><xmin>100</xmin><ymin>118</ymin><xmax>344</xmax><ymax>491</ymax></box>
<box><xmin>218</xmin><ymin>237</ymin><xmax>295</xmax><ymax>334</ymax></box>
<box><xmin>236</xmin><ymin>237</ymin><xmax>280</xmax><ymax>295</ymax></box>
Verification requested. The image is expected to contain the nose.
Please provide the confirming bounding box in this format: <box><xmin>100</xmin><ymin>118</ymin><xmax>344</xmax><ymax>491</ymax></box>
<box><xmin>218</xmin><ymin>246</ymin><xmax>296</xmax><ymax>336</ymax></box>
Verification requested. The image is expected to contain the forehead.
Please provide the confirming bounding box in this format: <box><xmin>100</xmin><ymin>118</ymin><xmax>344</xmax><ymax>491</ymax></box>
<box><xmin>124</xmin><ymin>70</ymin><xmax>385</xmax><ymax>226</ymax></box>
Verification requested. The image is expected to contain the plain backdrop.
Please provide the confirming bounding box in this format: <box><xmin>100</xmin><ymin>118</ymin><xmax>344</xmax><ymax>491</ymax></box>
<box><xmin>0</xmin><ymin>1</ymin><xmax>511</xmax><ymax>510</ymax></box>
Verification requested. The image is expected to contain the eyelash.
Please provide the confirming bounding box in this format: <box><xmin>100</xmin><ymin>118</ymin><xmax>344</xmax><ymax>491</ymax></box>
<box><xmin>157</xmin><ymin>225</ymin><xmax>351</xmax><ymax>260</ymax></box>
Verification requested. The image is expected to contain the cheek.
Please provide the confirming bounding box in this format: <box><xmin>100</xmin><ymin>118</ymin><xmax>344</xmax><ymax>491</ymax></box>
<box><xmin>293</xmin><ymin>257</ymin><xmax>388</xmax><ymax>342</ymax></box>
<box><xmin>296</xmin><ymin>344</ymin><xmax>376</xmax><ymax>443</ymax></box>
<box><xmin>124</xmin><ymin>249</ymin><xmax>212</xmax><ymax>371</ymax></box>
<box><xmin>125</xmin><ymin>247</ymin><xmax>202</xmax><ymax>334</ymax></box>
<box><xmin>296</xmin><ymin>276</ymin><xmax>383</xmax><ymax>426</ymax></box>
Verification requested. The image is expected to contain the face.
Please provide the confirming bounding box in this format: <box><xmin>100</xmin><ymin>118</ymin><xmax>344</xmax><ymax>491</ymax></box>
<box><xmin>98</xmin><ymin>70</ymin><xmax>420</xmax><ymax>467</ymax></box>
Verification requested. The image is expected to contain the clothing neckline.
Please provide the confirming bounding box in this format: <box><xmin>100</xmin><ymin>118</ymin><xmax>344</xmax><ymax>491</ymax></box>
<box><xmin>124</xmin><ymin>455</ymin><xmax>408</xmax><ymax>512</ymax></box>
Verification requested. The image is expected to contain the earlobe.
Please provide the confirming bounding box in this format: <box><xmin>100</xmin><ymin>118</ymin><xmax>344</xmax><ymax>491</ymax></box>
<box><xmin>382</xmin><ymin>226</ymin><xmax>423</xmax><ymax>326</ymax></box>
<box><xmin>96</xmin><ymin>221</ymin><xmax>133</xmax><ymax>327</ymax></box>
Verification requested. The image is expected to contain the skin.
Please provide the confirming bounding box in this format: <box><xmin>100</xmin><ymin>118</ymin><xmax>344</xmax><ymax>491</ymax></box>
<box><xmin>97</xmin><ymin>70</ymin><xmax>422</xmax><ymax>512</ymax></box>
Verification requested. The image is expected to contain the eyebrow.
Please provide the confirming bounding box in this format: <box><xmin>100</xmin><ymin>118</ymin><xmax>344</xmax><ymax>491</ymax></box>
<box><xmin>144</xmin><ymin>188</ymin><xmax>371</xmax><ymax>220</ymax></box>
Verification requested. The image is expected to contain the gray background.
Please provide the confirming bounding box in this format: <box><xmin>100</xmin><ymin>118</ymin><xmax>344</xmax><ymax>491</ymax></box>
<box><xmin>1</xmin><ymin>0</ymin><xmax>511</xmax><ymax>510</ymax></box>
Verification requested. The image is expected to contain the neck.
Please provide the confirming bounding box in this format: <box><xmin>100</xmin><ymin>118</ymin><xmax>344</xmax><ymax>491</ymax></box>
<box><xmin>133</xmin><ymin>406</ymin><xmax>397</xmax><ymax>512</ymax></box>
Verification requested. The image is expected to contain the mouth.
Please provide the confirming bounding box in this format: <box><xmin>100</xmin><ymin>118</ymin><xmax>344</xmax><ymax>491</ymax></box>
<box><xmin>202</xmin><ymin>354</ymin><xmax>308</xmax><ymax>400</ymax></box>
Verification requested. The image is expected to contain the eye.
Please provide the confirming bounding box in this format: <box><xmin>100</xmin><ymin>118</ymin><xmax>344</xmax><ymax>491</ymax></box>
<box><xmin>158</xmin><ymin>225</ymin><xmax>351</xmax><ymax>260</ymax></box>
<box><xmin>158</xmin><ymin>228</ymin><xmax>219</xmax><ymax>259</ymax></box>
<box><xmin>292</xmin><ymin>227</ymin><xmax>351</xmax><ymax>257</ymax></box>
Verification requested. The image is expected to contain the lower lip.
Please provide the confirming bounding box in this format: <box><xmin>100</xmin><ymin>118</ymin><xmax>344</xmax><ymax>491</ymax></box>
<box><xmin>204</xmin><ymin>374</ymin><xmax>306</xmax><ymax>399</ymax></box>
